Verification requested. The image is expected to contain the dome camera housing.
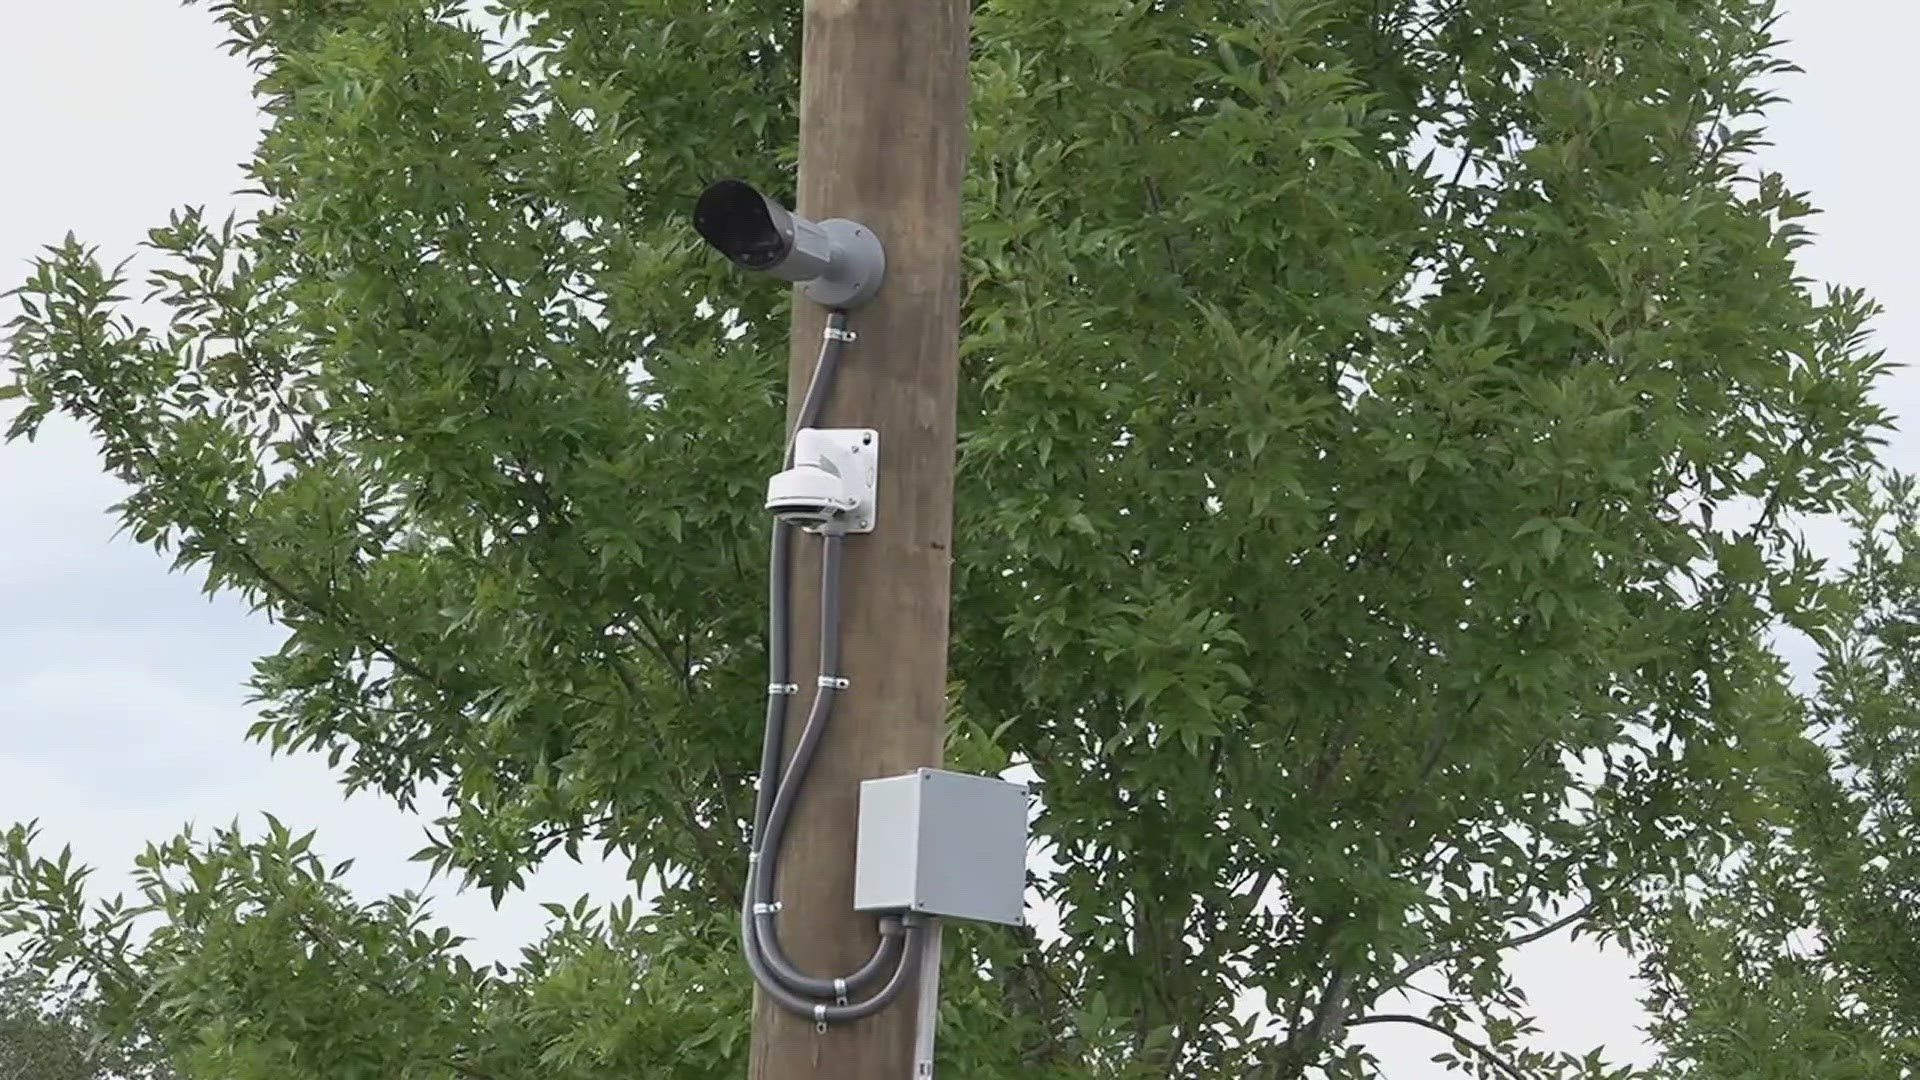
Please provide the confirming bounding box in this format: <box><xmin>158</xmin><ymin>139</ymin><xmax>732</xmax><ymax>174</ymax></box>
<box><xmin>767</xmin><ymin>428</ymin><xmax>879</xmax><ymax>533</ymax></box>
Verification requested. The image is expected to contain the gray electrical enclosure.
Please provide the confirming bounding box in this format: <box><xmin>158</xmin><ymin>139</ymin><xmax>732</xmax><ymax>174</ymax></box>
<box><xmin>853</xmin><ymin>768</ymin><xmax>1028</xmax><ymax>926</ymax></box>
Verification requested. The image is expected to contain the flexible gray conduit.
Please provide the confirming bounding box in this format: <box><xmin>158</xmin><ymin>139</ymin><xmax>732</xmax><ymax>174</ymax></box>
<box><xmin>741</xmin><ymin>309</ymin><xmax>920</xmax><ymax>1021</ymax></box>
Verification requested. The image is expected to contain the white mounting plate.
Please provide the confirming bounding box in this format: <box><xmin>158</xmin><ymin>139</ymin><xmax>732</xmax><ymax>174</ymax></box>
<box><xmin>795</xmin><ymin>427</ymin><xmax>879</xmax><ymax>533</ymax></box>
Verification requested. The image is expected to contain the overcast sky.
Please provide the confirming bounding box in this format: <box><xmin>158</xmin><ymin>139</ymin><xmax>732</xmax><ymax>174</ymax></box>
<box><xmin>2</xmin><ymin>3</ymin><xmax>1913</xmax><ymax>1076</ymax></box>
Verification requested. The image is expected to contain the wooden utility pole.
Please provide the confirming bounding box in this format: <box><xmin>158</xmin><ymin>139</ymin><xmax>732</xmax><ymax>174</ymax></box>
<box><xmin>747</xmin><ymin>0</ymin><xmax>970</xmax><ymax>1077</ymax></box>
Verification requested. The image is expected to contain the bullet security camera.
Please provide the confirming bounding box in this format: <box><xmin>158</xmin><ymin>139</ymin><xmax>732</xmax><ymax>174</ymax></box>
<box><xmin>694</xmin><ymin>180</ymin><xmax>886</xmax><ymax>309</ymax></box>
<box><xmin>767</xmin><ymin>428</ymin><xmax>879</xmax><ymax>533</ymax></box>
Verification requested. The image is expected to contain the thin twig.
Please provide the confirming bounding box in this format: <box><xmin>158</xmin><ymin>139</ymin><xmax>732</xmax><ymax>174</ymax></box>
<box><xmin>1347</xmin><ymin>1013</ymin><xmax>1530</xmax><ymax>1080</ymax></box>
<box><xmin>1379</xmin><ymin>900</ymin><xmax>1595</xmax><ymax>997</ymax></box>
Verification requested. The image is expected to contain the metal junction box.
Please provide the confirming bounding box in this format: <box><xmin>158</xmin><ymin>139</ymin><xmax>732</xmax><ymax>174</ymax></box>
<box><xmin>853</xmin><ymin>768</ymin><xmax>1028</xmax><ymax>926</ymax></box>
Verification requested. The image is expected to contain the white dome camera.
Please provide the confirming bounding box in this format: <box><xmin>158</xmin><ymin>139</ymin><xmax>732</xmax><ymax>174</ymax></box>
<box><xmin>767</xmin><ymin>428</ymin><xmax>879</xmax><ymax>533</ymax></box>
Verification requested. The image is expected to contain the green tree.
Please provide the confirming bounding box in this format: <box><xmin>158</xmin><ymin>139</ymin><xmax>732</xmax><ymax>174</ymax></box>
<box><xmin>0</xmin><ymin>0</ymin><xmax>1891</xmax><ymax>1076</ymax></box>
<box><xmin>1634</xmin><ymin>478</ymin><xmax>1920</xmax><ymax>1079</ymax></box>
<box><xmin>1</xmin><ymin>968</ymin><xmax>95</xmax><ymax>1080</ymax></box>
<box><xmin>0</xmin><ymin>961</ymin><xmax>172</xmax><ymax>1080</ymax></box>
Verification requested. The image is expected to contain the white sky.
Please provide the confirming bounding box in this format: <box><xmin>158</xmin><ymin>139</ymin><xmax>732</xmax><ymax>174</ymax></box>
<box><xmin>1</xmin><ymin>2</ymin><xmax>1913</xmax><ymax>1075</ymax></box>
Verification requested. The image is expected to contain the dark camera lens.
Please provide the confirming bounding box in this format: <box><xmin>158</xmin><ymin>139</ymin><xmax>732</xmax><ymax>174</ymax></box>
<box><xmin>694</xmin><ymin>180</ymin><xmax>793</xmax><ymax>270</ymax></box>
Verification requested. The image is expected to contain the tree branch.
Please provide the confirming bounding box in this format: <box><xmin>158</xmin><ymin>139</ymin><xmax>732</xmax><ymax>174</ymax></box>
<box><xmin>1378</xmin><ymin>900</ymin><xmax>1595</xmax><ymax>998</ymax></box>
<box><xmin>1398</xmin><ymin>0</ymin><xmax>1470</xmax><ymax>54</ymax></box>
<box><xmin>1490</xmin><ymin>901</ymin><xmax>1596</xmax><ymax>954</ymax></box>
<box><xmin>1267</xmin><ymin>961</ymin><xmax>1355</xmax><ymax>1079</ymax></box>
<box><xmin>1347</xmin><ymin>1013</ymin><xmax>1530</xmax><ymax>1080</ymax></box>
